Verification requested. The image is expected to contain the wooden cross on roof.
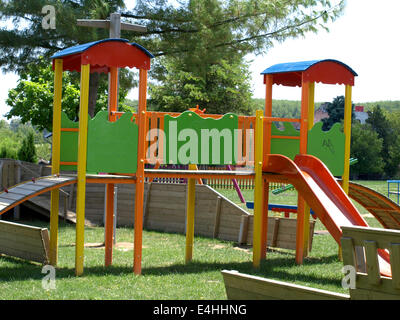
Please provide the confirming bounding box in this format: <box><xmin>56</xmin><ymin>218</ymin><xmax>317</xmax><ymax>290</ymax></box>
<box><xmin>77</xmin><ymin>12</ymin><xmax>147</xmax><ymax>38</ymax></box>
<box><xmin>77</xmin><ymin>13</ymin><xmax>147</xmax><ymax>112</ymax></box>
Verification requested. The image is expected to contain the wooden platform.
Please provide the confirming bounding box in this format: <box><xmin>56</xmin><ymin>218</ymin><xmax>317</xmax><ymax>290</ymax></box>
<box><xmin>144</xmin><ymin>169</ymin><xmax>255</xmax><ymax>180</ymax></box>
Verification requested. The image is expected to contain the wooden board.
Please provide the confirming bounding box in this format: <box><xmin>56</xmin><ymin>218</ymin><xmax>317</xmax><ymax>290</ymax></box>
<box><xmin>222</xmin><ymin>270</ymin><xmax>350</xmax><ymax>300</ymax></box>
<box><xmin>341</xmin><ymin>226</ymin><xmax>400</xmax><ymax>300</ymax></box>
<box><xmin>0</xmin><ymin>220</ymin><xmax>49</xmax><ymax>264</ymax></box>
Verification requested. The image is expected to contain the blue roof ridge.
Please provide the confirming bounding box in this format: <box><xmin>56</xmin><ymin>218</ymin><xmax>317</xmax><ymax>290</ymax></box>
<box><xmin>261</xmin><ymin>59</ymin><xmax>357</xmax><ymax>76</ymax></box>
<box><xmin>51</xmin><ymin>38</ymin><xmax>154</xmax><ymax>60</ymax></box>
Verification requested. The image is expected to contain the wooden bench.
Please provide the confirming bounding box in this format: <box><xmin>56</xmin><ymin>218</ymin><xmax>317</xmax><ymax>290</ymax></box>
<box><xmin>341</xmin><ymin>226</ymin><xmax>400</xmax><ymax>300</ymax></box>
<box><xmin>0</xmin><ymin>220</ymin><xmax>50</xmax><ymax>264</ymax></box>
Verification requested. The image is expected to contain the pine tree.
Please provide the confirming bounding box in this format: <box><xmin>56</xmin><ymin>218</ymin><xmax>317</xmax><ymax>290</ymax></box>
<box><xmin>17</xmin><ymin>132</ymin><xmax>37</xmax><ymax>163</ymax></box>
<box><xmin>0</xmin><ymin>0</ymin><xmax>345</xmax><ymax>116</ymax></box>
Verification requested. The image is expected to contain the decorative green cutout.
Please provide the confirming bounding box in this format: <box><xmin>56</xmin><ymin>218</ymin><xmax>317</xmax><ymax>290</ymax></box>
<box><xmin>269</xmin><ymin>121</ymin><xmax>345</xmax><ymax>176</ymax></box>
<box><xmin>307</xmin><ymin>122</ymin><xmax>345</xmax><ymax>176</ymax></box>
<box><xmin>163</xmin><ymin>111</ymin><xmax>238</xmax><ymax>165</ymax></box>
<box><xmin>60</xmin><ymin>112</ymin><xmax>79</xmax><ymax>171</ymax></box>
<box><xmin>87</xmin><ymin>111</ymin><xmax>138</xmax><ymax>174</ymax></box>
<box><xmin>59</xmin><ymin>111</ymin><xmax>138</xmax><ymax>174</ymax></box>
<box><xmin>270</xmin><ymin>122</ymin><xmax>300</xmax><ymax>160</ymax></box>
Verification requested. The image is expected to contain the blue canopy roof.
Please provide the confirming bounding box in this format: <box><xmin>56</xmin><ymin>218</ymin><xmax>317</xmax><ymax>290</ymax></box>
<box><xmin>51</xmin><ymin>38</ymin><xmax>154</xmax><ymax>60</ymax></box>
<box><xmin>261</xmin><ymin>59</ymin><xmax>357</xmax><ymax>76</ymax></box>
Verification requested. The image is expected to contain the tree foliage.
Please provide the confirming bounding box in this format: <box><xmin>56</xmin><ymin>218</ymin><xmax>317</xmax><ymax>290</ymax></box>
<box><xmin>0</xmin><ymin>0</ymin><xmax>345</xmax><ymax>118</ymax></box>
<box><xmin>149</xmin><ymin>57</ymin><xmax>255</xmax><ymax>114</ymax></box>
<box><xmin>362</xmin><ymin>105</ymin><xmax>400</xmax><ymax>178</ymax></box>
<box><xmin>17</xmin><ymin>132</ymin><xmax>37</xmax><ymax>163</ymax></box>
<box><xmin>5</xmin><ymin>57</ymin><xmax>132</xmax><ymax>131</ymax></box>
<box><xmin>321</xmin><ymin>95</ymin><xmax>355</xmax><ymax>131</ymax></box>
<box><xmin>350</xmin><ymin>122</ymin><xmax>384</xmax><ymax>178</ymax></box>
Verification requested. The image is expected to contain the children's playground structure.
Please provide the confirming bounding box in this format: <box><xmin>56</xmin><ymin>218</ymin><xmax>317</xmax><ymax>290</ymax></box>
<box><xmin>1</xmin><ymin>38</ymin><xmax>400</xmax><ymax>294</ymax></box>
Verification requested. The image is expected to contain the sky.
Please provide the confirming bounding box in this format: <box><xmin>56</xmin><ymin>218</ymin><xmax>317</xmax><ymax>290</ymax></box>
<box><xmin>1</xmin><ymin>0</ymin><xmax>400</xmax><ymax>119</ymax></box>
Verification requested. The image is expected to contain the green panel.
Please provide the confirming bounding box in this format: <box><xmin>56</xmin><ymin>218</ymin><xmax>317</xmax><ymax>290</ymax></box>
<box><xmin>87</xmin><ymin>111</ymin><xmax>138</xmax><ymax>174</ymax></box>
<box><xmin>307</xmin><ymin>122</ymin><xmax>345</xmax><ymax>176</ymax></box>
<box><xmin>270</xmin><ymin>122</ymin><xmax>300</xmax><ymax>160</ymax></box>
<box><xmin>60</xmin><ymin>112</ymin><xmax>79</xmax><ymax>171</ymax></box>
<box><xmin>163</xmin><ymin>111</ymin><xmax>238</xmax><ymax>165</ymax></box>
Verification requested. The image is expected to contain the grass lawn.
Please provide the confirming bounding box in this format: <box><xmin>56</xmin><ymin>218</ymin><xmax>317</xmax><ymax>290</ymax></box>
<box><xmin>0</xmin><ymin>180</ymin><xmax>391</xmax><ymax>300</ymax></box>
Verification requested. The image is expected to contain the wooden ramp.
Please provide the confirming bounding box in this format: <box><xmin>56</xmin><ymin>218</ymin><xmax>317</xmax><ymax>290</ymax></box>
<box><xmin>346</xmin><ymin>181</ymin><xmax>400</xmax><ymax>230</ymax></box>
<box><xmin>0</xmin><ymin>175</ymin><xmax>77</xmax><ymax>217</ymax></box>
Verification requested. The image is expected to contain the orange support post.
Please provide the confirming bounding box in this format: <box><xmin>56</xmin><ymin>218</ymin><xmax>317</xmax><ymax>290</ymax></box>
<box><xmin>133</xmin><ymin>68</ymin><xmax>148</xmax><ymax>275</ymax></box>
<box><xmin>296</xmin><ymin>79</ymin><xmax>310</xmax><ymax>264</ymax></box>
<box><xmin>105</xmin><ymin>183</ymin><xmax>115</xmax><ymax>267</ymax></box>
<box><xmin>263</xmin><ymin>74</ymin><xmax>273</xmax><ymax>167</ymax></box>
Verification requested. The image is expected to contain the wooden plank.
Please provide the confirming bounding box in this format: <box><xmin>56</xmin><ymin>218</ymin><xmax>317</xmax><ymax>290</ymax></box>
<box><xmin>0</xmin><ymin>220</ymin><xmax>49</xmax><ymax>264</ymax></box>
<box><xmin>390</xmin><ymin>243</ymin><xmax>400</xmax><ymax>289</ymax></box>
<box><xmin>271</xmin><ymin>218</ymin><xmax>280</xmax><ymax>247</ymax></box>
<box><xmin>213</xmin><ymin>197</ymin><xmax>222</xmax><ymax>238</ymax></box>
<box><xmin>238</xmin><ymin>215</ymin><xmax>249</xmax><ymax>244</ymax></box>
<box><xmin>340</xmin><ymin>237</ymin><xmax>356</xmax><ymax>268</ymax></box>
<box><xmin>0</xmin><ymin>192</ymin><xmax>26</xmax><ymax>201</ymax></box>
<box><xmin>222</xmin><ymin>270</ymin><xmax>350</xmax><ymax>300</ymax></box>
<box><xmin>353</xmin><ymin>274</ymin><xmax>400</xmax><ymax>298</ymax></box>
<box><xmin>364</xmin><ymin>240</ymin><xmax>381</xmax><ymax>285</ymax></box>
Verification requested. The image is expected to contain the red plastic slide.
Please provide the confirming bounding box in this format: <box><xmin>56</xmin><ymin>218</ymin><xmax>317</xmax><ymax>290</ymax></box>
<box><xmin>264</xmin><ymin>154</ymin><xmax>391</xmax><ymax>277</ymax></box>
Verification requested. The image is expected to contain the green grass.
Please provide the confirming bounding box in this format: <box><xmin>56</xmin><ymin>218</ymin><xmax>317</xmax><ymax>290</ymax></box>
<box><xmin>0</xmin><ymin>180</ymin><xmax>392</xmax><ymax>299</ymax></box>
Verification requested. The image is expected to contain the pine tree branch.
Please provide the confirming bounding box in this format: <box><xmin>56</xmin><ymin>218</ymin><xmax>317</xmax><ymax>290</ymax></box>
<box><xmin>153</xmin><ymin>10</ymin><xmax>327</xmax><ymax>57</ymax></box>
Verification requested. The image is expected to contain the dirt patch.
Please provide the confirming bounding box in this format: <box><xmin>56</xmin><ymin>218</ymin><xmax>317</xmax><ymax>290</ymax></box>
<box><xmin>233</xmin><ymin>246</ymin><xmax>251</xmax><ymax>254</ymax></box>
<box><xmin>67</xmin><ymin>242</ymin><xmax>146</xmax><ymax>250</ymax></box>
<box><xmin>211</xmin><ymin>244</ymin><xmax>227</xmax><ymax>250</ymax></box>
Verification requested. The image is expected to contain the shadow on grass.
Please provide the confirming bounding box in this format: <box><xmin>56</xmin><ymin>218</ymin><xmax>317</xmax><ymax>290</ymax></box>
<box><xmin>0</xmin><ymin>251</ymin><xmax>342</xmax><ymax>289</ymax></box>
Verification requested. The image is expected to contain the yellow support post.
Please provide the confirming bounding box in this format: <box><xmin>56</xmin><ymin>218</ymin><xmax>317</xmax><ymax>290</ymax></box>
<box><xmin>185</xmin><ymin>163</ymin><xmax>197</xmax><ymax>263</ymax></box>
<box><xmin>133</xmin><ymin>69</ymin><xmax>148</xmax><ymax>275</ymax></box>
<box><xmin>49</xmin><ymin>59</ymin><xmax>63</xmax><ymax>266</ymax></box>
<box><xmin>75</xmin><ymin>64</ymin><xmax>90</xmax><ymax>276</ymax></box>
<box><xmin>253</xmin><ymin>110</ymin><xmax>264</xmax><ymax>268</ymax></box>
<box><xmin>303</xmin><ymin>82</ymin><xmax>315</xmax><ymax>256</ymax></box>
<box><xmin>342</xmin><ymin>85</ymin><xmax>353</xmax><ymax>195</ymax></box>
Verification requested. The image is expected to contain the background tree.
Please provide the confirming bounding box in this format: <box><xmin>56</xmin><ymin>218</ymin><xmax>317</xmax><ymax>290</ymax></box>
<box><xmin>149</xmin><ymin>57</ymin><xmax>255</xmax><ymax>114</ymax></box>
<box><xmin>17</xmin><ymin>132</ymin><xmax>37</xmax><ymax>163</ymax></box>
<box><xmin>0</xmin><ymin>0</ymin><xmax>345</xmax><ymax>121</ymax></box>
<box><xmin>365</xmin><ymin>105</ymin><xmax>400</xmax><ymax>177</ymax></box>
<box><xmin>350</xmin><ymin>122</ymin><xmax>384</xmax><ymax>178</ymax></box>
<box><xmin>5</xmin><ymin>57</ymin><xmax>132</xmax><ymax>131</ymax></box>
<box><xmin>0</xmin><ymin>0</ymin><xmax>130</xmax><ymax>117</ymax></box>
<box><xmin>322</xmin><ymin>95</ymin><xmax>355</xmax><ymax>131</ymax></box>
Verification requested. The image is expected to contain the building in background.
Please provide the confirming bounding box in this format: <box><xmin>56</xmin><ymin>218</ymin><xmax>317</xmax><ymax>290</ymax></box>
<box><xmin>354</xmin><ymin>105</ymin><xmax>368</xmax><ymax>124</ymax></box>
